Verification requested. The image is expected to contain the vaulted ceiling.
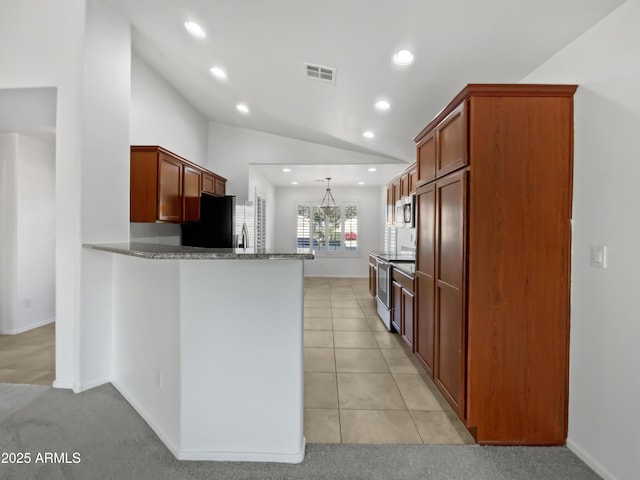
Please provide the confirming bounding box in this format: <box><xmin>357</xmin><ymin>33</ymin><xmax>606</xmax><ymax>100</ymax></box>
<box><xmin>102</xmin><ymin>0</ymin><xmax>624</xmax><ymax>165</ymax></box>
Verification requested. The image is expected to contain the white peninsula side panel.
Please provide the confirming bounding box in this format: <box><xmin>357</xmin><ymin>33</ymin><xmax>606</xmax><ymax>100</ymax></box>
<box><xmin>111</xmin><ymin>256</ymin><xmax>182</xmax><ymax>454</ymax></box>
<box><xmin>179</xmin><ymin>260</ymin><xmax>304</xmax><ymax>461</ymax></box>
<box><xmin>110</xmin><ymin>253</ymin><xmax>305</xmax><ymax>463</ymax></box>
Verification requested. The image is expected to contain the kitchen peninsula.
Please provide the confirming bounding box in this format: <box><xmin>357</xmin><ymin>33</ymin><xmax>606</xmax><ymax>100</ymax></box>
<box><xmin>84</xmin><ymin>242</ymin><xmax>313</xmax><ymax>463</ymax></box>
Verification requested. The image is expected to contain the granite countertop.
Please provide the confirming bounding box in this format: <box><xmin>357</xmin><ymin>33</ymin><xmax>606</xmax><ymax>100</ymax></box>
<box><xmin>84</xmin><ymin>242</ymin><xmax>314</xmax><ymax>260</ymax></box>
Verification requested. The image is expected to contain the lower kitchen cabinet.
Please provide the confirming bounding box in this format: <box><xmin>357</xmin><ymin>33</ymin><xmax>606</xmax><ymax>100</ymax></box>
<box><xmin>368</xmin><ymin>255</ymin><xmax>377</xmax><ymax>297</ymax></box>
<box><xmin>392</xmin><ymin>268</ymin><xmax>415</xmax><ymax>351</ymax></box>
<box><xmin>391</xmin><ymin>280</ymin><xmax>402</xmax><ymax>334</ymax></box>
<box><xmin>401</xmin><ymin>287</ymin><xmax>415</xmax><ymax>349</ymax></box>
<box><xmin>415</xmin><ymin>271</ymin><xmax>434</xmax><ymax>377</ymax></box>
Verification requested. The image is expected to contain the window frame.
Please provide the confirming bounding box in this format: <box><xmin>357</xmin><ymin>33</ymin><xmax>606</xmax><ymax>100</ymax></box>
<box><xmin>296</xmin><ymin>203</ymin><xmax>360</xmax><ymax>256</ymax></box>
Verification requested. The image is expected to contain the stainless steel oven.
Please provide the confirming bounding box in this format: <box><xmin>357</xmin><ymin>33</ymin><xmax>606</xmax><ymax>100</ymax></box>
<box><xmin>376</xmin><ymin>259</ymin><xmax>392</xmax><ymax>330</ymax></box>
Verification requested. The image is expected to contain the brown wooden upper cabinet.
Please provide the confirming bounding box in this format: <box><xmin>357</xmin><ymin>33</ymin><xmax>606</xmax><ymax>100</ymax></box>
<box><xmin>412</xmin><ymin>84</ymin><xmax>577</xmax><ymax>446</ymax></box>
<box><xmin>130</xmin><ymin>146</ymin><xmax>226</xmax><ymax>223</ymax></box>
<box><xmin>436</xmin><ymin>103</ymin><xmax>467</xmax><ymax>177</ymax></box>
<box><xmin>202</xmin><ymin>172</ymin><xmax>216</xmax><ymax>195</ymax></box>
<box><xmin>415</xmin><ymin>102</ymin><xmax>467</xmax><ymax>185</ymax></box>
<box><xmin>400</xmin><ymin>173</ymin><xmax>409</xmax><ymax>198</ymax></box>
<box><xmin>156</xmin><ymin>152</ymin><xmax>184</xmax><ymax>222</ymax></box>
<box><xmin>417</xmin><ymin>130</ymin><xmax>436</xmax><ymax>185</ymax></box>
<box><xmin>215</xmin><ymin>177</ymin><xmax>226</xmax><ymax>196</ymax></box>
<box><xmin>409</xmin><ymin>168</ymin><xmax>418</xmax><ymax>195</ymax></box>
<box><xmin>202</xmin><ymin>171</ymin><xmax>226</xmax><ymax>197</ymax></box>
<box><xmin>182</xmin><ymin>165</ymin><xmax>201</xmax><ymax>223</ymax></box>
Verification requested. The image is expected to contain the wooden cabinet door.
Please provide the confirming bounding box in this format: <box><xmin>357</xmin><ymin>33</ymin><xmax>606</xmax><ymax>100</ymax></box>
<box><xmin>434</xmin><ymin>170</ymin><xmax>467</xmax><ymax>418</ymax></box>
<box><xmin>409</xmin><ymin>169</ymin><xmax>418</xmax><ymax>195</ymax></box>
<box><xmin>391</xmin><ymin>281</ymin><xmax>402</xmax><ymax>333</ymax></box>
<box><xmin>436</xmin><ymin>103</ymin><xmax>467</xmax><ymax>177</ymax></box>
<box><xmin>202</xmin><ymin>172</ymin><xmax>215</xmax><ymax>194</ymax></box>
<box><xmin>393</xmin><ymin>180</ymin><xmax>401</xmax><ymax>204</ymax></box>
<box><xmin>214</xmin><ymin>177</ymin><xmax>226</xmax><ymax>196</ymax></box>
<box><xmin>401</xmin><ymin>288</ymin><xmax>415</xmax><ymax>351</ymax></box>
<box><xmin>369</xmin><ymin>263</ymin><xmax>377</xmax><ymax>297</ymax></box>
<box><xmin>183</xmin><ymin>166</ymin><xmax>201</xmax><ymax>222</ymax></box>
<box><xmin>415</xmin><ymin>182</ymin><xmax>436</xmax><ymax>377</ymax></box>
<box><xmin>386</xmin><ymin>185</ymin><xmax>394</xmax><ymax>224</ymax></box>
<box><xmin>417</xmin><ymin>130</ymin><xmax>436</xmax><ymax>185</ymax></box>
<box><xmin>400</xmin><ymin>174</ymin><xmax>409</xmax><ymax>198</ymax></box>
<box><xmin>130</xmin><ymin>149</ymin><xmax>158</xmax><ymax>223</ymax></box>
<box><xmin>369</xmin><ymin>255</ymin><xmax>378</xmax><ymax>297</ymax></box>
<box><xmin>157</xmin><ymin>153</ymin><xmax>183</xmax><ymax>222</ymax></box>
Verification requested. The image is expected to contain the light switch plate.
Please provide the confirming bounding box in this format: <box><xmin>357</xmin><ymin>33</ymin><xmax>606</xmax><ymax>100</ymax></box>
<box><xmin>590</xmin><ymin>245</ymin><xmax>608</xmax><ymax>269</ymax></box>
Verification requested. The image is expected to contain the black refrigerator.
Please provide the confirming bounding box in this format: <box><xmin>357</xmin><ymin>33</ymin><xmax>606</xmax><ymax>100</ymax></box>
<box><xmin>181</xmin><ymin>194</ymin><xmax>236</xmax><ymax>248</ymax></box>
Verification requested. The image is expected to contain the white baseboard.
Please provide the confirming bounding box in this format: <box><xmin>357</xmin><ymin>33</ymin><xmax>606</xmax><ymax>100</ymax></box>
<box><xmin>567</xmin><ymin>438</ymin><xmax>620</xmax><ymax>480</ymax></box>
<box><xmin>178</xmin><ymin>438</ymin><xmax>306</xmax><ymax>463</ymax></box>
<box><xmin>52</xmin><ymin>377</ymin><xmax>110</xmax><ymax>392</ymax></box>
<box><xmin>52</xmin><ymin>380</ymin><xmax>74</xmax><ymax>390</ymax></box>
<box><xmin>72</xmin><ymin>376</ymin><xmax>110</xmax><ymax>393</ymax></box>
<box><xmin>1</xmin><ymin>318</ymin><xmax>55</xmax><ymax>335</ymax></box>
<box><xmin>110</xmin><ymin>380</ymin><xmax>181</xmax><ymax>459</ymax></box>
<box><xmin>112</xmin><ymin>380</ymin><xmax>306</xmax><ymax>464</ymax></box>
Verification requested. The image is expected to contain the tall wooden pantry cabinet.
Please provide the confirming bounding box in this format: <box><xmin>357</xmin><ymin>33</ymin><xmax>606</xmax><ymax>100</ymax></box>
<box><xmin>414</xmin><ymin>84</ymin><xmax>577</xmax><ymax>445</ymax></box>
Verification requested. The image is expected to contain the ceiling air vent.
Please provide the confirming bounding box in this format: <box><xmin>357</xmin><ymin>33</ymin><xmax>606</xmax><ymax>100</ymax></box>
<box><xmin>304</xmin><ymin>62</ymin><xmax>336</xmax><ymax>84</ymax></box>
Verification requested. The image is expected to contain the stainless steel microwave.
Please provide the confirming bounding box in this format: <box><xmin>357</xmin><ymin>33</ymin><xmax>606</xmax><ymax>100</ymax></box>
<box><xmin>395</xmin><ymin>195</ymin><xmax>415</xmax><ymax>228</ymax></box>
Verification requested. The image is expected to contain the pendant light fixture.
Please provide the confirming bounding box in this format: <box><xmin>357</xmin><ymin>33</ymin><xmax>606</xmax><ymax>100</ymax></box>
<box><xmin>319</xmin><ymin>177</ymin><xmax>338</xmax><ymax>217</ymax></box>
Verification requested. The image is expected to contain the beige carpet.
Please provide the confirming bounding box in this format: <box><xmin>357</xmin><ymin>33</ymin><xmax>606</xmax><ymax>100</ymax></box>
<box><xmin>0</xmin><ymin>383</ymin><xmax>601</xmax><ymax>480</ymax></box>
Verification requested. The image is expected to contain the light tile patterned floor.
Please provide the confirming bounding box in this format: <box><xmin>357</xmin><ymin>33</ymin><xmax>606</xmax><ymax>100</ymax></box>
<box><xmin>304</xmin><ymin>276</ymin><xmax>475</xmax><ymax>445</ymax></box>
<box><xmin>0</xmin><ymin>323</ymin><xmax>55</xmax><ymax>385</ymax></box>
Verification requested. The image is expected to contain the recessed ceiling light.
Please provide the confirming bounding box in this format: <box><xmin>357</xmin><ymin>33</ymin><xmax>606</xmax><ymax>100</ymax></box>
<box><xmin>363</xmin><ymin>131</ymin><xmax>375</xmax><ymax>139</ymax></box>
<box><xmin>375</xmin><ymin>100</ymin><xmax>390</xmax><ymax>111</ymax></box>
<box><xmin>236</xmin><ymin>103</ymin><xmax>249</xmax><ymax>114</ymax></box>
<box><xmin>368</xmin><ymin>167</ymin><xmax>377</xmax><ymax>172</ymax></box>
<box><xmin>210</xmin><ymin>66</ymin><xmax>227</xmax><ymax>80</ymax></box>
<box><xmin>393</xmin><ymin>49</ymin><xmax>414</xmax><ymax>66</ymax></box>
<box><xmin>291</xmin><ymin>181</ymin><xmax>299</xmax><ymax>185</ymax></box>
<box><xmin>184</xmin><ymin>21</ymin><xmax>206</xmax><ymax>38</ymax></box>
<box><xmin>282</xmin><ymin>168</ymin><xmax>291</xmax><ymax>172</ymax></box>
<box><xmin>358</xmin><ymin>181</ymin><xmax>365</xmax><ymax>185</ymax></box>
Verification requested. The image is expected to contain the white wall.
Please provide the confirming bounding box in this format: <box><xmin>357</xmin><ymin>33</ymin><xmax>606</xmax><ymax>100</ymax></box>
<box><xmin>14</xmin><ymin>135</ymin><xmax>55</xmax><ymax>334</ymax></box>
<box><xmin>208</xmin><ymin>122</ymin><xmax>403</xmax><ymax>203</ymax></box>
<box><xmin>130</xmin><ymin>53</ymin><xmax>209</xmax><ymax>166</ymax></box>
<box><xmin>0</xmin><ymin>134</ymin><xmax>56</xmax><ymax>336</ymax></box>
<box><xmin>0</xmin><ymin>0</ymin><xmax>85</xmax><ymax>389</ymax></box>
<box><xmin>77</xmin><ymin>0</ymin><xmax>131</xmax><ymax>391</ymax></box>
<box><xmin>522</xmin><ymin>1</ymin><xmax>640</xmax><ymax>479</ymax></box>
<box><xmin>129</xmin><ymin>52</ymin><xmax>211</xmax><ymax>244</ymax></box>
<box><xmin>274</xmin><ymin>186</ymin><xmax>384</xmax><ymax>277</ymax></box>
<box><xmin>0</xmin><ymin>134</ymin><xmax>18</xmax><ymax>334</ymax></box>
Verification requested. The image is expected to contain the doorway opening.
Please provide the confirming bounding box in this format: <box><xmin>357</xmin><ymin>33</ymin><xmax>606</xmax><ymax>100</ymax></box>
<box><xmin>0</xmin><ymin>87</ymin><xmax>56</xmax><ymax>385</ymax></box>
